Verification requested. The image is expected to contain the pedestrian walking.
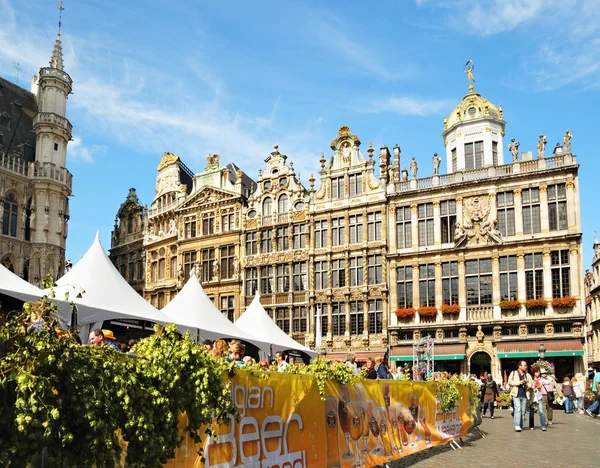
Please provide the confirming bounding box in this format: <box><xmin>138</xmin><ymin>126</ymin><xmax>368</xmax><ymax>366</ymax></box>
<box><xmin>539</xmin><ymin>368</ymin><xmax>557</xmax><ymax>425</ymax></box>
<box><xmin>586</xmin><ymin>368</ymin><xmax>600</xmax><ymax>418</ymax></box>
<box><xmin>561</xmin><ymin>377</ymin><xmax>574</xmax><ymax>414</ymax></box>
<box><xmin>481</xmin><ymin>375</ymin><xmax>499</xmax><ymax>419</ymax></box>
<box><xmin>528</xmin><ymin>369</ymin><xmax>547</xmax><ymax>431</ymax></box>
<box><xmin>508</xmin><ymin>360</ymin><xmax>533</xmax><ymax>432</ymax></box>
<box><xmin>572</xmin><ymin>373</ymin><xmax>585</xmax><ymax>414</ymax></box>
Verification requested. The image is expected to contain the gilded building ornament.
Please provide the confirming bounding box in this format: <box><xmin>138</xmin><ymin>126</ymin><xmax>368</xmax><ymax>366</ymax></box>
<box><xmin>569</xmin><ymin>247</ymin><xmax>579</xmax><ymax>253</ymax></box>
<box><xmin>488</xmin><ymin>193</ymin><xmax>496</xmax><ymax>199</ymax></box>
<box><xmin>566</xmin><ymin>181</ymin><xmax>575</xmax><ymax>189</ymax></box>
<box><xmin>454</xmin><ymin>195</ymin><xmax>502</xmax><ymax>247</ymax></box>
<box><xmin>456</xmin><ymin>197</ymin><xmax>463</xmax><ymax>204</ymax></box>
<box><xmin>485</xmin><ymin>127</ymin><xmax>491</xmax><ymax>132</ymax></box>
<box><xmin>368</xmin><ymin>175</ymin><xmax>380</xmax><ymax>190</ymax></box>
<box><xmin>157</xmin><ymin>152</ymin><xmax>179</xmax><ymax>171</ymax></box>
<box><xmin>513</xmin><ymin>189</ymin><xmax>521</xmax><ymax>196</ymax></box>
<box><xmin>410</xmin><ymin>204</ymin><xmax>417</xmax><ymax>211</ymax></box>
<box><xmin>432</xmin><ymin>201</ymin><xmax>440</xmax><ymax>208</ymax></box>
<box><xmin>539</xmin><ymin>185</ymin><xmax>547</xmax><ymax>193</ymax></box>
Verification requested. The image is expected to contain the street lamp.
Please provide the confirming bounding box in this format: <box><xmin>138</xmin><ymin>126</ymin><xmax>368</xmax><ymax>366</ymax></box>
<box><xmin>538</xmin><ymin>343</ymin><xmax>546</xmax><ymax>360</ymax></box>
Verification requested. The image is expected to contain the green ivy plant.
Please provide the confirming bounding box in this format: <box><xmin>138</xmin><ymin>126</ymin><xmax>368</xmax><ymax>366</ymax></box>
<box><xmin>282</xmin><ymin>358</ymin><xmax>359</xmax><ymax>398</ymax></box>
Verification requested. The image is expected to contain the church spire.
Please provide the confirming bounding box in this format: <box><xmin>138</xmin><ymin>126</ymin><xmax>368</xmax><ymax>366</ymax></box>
<box><xmin>50</xmin><ymin>1</ymin><xmax>65</xmax><ymax>70</ymax></box>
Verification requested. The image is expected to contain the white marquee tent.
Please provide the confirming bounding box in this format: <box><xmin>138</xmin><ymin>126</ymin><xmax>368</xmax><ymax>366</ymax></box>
<box><xmin>49</xmin><ymin>234</ymin><xmax>172</xmax><ymax>332</ymax></box>
<box><xmin>0</xmin><ymin>263</ymin><xmax>46</xmax><ymax>303</ymax></box>
<box><xmin>236</xmin><ymin>293</ymin><xmax>318</xmax><ymax>359</ymax></box>
<box><xmin>161</xmin><ymin>271</ymin><xmax>271</xmax><ymax>354</ymax></box>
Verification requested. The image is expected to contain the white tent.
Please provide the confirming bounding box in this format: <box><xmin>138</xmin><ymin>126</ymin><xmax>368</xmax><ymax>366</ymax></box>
<box><xmin>50</xmin><ymin>234</ymin><xmax>172</xmax><ymax>329</ymax></box>
<box><xmin>0</xmin><ymin>263</ymin><xmax>45</xmax><ymax>303</ymax></box>
<box><xmin>236</xmin><ymin>292</ymin><xmax>318</xmax><ymax>359</ymax></box>
<box><xmin>161</xmin><ymin>271</ymin><xmax>271</xmax><ymax>354</ymax></box>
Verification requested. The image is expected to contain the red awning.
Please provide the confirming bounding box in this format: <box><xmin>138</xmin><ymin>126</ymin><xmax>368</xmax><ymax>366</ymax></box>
<box><xmin>391</xmin><ymin>343</ymin><xmax>466</xmax><ymax>357</ymax></box>
<box><xmin>497</xmin><ymin>339</ymin><xmax>582</xmax><ymax>353</ymax></box>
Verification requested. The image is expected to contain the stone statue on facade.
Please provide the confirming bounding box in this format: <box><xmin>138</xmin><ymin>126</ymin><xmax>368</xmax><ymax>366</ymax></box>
<box><xmin>29</xmin><ymin>210</ymin><xmax>36</xmax><ymax>228</ymax></box>
<box><xmin>476</xmin><ymin>325</ymin><xmax>484</xmax><ymax>344</ymax></box>
<box><xmin>432</xmin><ymin>153</ymin><xmax>441</xmax><ymax>175</ymax></box>
<box><xmin>341</xmin><ymin>141</ymin><xmax>351</xmax><ymax>163</ymax></box>
<box><xmin>169</xmin><ymin>218</ymin><xmax>177</xmax><ymax>235</ymax></box>
<box><xmin>563</xmin><ymin>129</ymin><xmax>573</xmax><ymax>154</ymax></box>
<box><xmin>57</xmin><ymin>215</ymin><xmax>63</xmax><ymax>234</ymax></box>
<box><xmin>537</xmin><ymin>134</ymin><xmax>547</xmax><ymax>159</ymax></box>
<box><xmin>508</xmin><ymin>138</ymin><xmax>520</xmax><ymax>162</ymax></box>
<box><xmin>21</xmin><ymin>210</ymin><xmax>27</xmax><ymax>229</ymax></box>
<box><xmin>454</xmin><ymin>222</ymin><xmax>467</xmax><ymax>247</ymax></box>
<box><xmin>233</xmin><ymin>257</ymin><xmax>240</xmax><ymax>279</ymax></box>
<box><xmin>177</xmin><ymin>264</ymin><xmax>184</xmax><ymax>287</ymax></box>
<box><xmin>213</xmin><ymin>259</ymin><xmax>220</xmax><ymax>279</ymax></box>
<box><xmin>409</xmin><ymin>157</ymin><xmax>418</xmax><ymax>179</ymax></box>
<box><xmin>44</xmin><ymin>212</ymin><xmax>49</xmax><ymax>230</ymax></box>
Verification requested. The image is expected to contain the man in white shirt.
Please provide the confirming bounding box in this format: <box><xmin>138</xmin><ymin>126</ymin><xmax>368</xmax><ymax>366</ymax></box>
<box><xmin>276</xmin><ymin>351</ymin><xmax>289</xmax><ymax>372</ymax></box>
<box><xmin>345</xmin><ymin>353</ymin><xmax>360</xmax><ymax>375</ymax></box>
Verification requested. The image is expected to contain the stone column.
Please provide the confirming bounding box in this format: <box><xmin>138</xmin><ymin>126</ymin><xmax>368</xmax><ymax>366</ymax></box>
<box><xmin>411</xmin><ymin>204</ymin><xmax>418</xmax><ymax>249</ymax></box>
<box><xmin>413</xmin><ymin>264</ymin><xmax>420</xmax><ymax>323</ymax></box>
<box><xmin>389</xmin><ymin>260</ymin><xmax>398</xmax><ymax>326</ymax></box>
<box><xmin>327</xmin><ymin>213</ymin><xmax>333</xmax><ymax>248</ymax></box>
<box><xmin>514</xmin><ymin>189</ymin><xmax>523</xmax><ymax>236</ymax></box>
<box><xmin>492</xmin><ymin>255</ymin><xmax>501</xmax><ymax>319</ymax></box>
<box><xmin>456</xmin><ymin>197</ymin><xmax>463</xmax><ymax>227</ymax></box>
<box><xmin>458</xmin><ymin>259</ymin><xmax>467</xmax><ymax>321</ymax></box>
<box><xmin>435</xmin><ymin>261</ymin><xmax>442</xmax><ymax>323</ymax></box>
<box><xmin>363</xmin><ymin>294</ymin><xmax>369</xmax><ymax>337</ymax></box>
<box><xmin>566</xmin><ymin>180</ymin><xmax>577</xmax><ymax>231</ymax></box>
<box><xmin>362</xmin><ymin>207</ymin><xmax>368</xmax><ymax>246</ymax></box>
<box><xmin>433</xmin><ymin>201</ymin><xmax>441</xmax><ymax>246</ymax></box>
<box><xmin>543</xmin><ymin>250</ymin><xmax>552</xmax><ymax>316</ymax></box>
<box><xmin>344</xmin><ymin>211</ymin><xmax>350</xmax><ymax>245</ymax></box>
<box><xmin>539</xmin><ymin>185</ymin><xmax>549</xmax><ymax>233</ymax></box>
<box><xmin>570</xmin><ymin>246</ymin><xmax>580</xmax><ymax>305</ymax></box>
<box><xmin>389</xmin><ymin>206</ymin><xmax>397</xmax><ymax>251</ymax></box>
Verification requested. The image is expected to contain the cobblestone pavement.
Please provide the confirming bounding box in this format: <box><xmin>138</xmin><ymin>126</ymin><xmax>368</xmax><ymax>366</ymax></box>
<box><xmin>386</xmin><ymin>408</ymin><xmax>599</xmax><ymax>468</ymax></box>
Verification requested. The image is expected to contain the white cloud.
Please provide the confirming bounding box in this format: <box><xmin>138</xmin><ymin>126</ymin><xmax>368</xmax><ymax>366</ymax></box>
<box><xmin>67</xmin><ymin>136</ymin><xmax>106</xmax><ymax>163</ymax></box>
<box><xmin>366</xmin><ymin>96</ymin><xmax>452</xmax><ymax>116</ymax></box>
<box><xmin>465</xmin><ymin>0</ymin><xmax>548</xmax><ymax>36</ymax></box>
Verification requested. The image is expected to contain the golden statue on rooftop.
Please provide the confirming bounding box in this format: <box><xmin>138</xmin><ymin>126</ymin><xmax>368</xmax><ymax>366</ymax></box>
<box><xmin>463</xmin><ymin>60</ymin><xmax>475</xmax><ymax>91</ymax></box>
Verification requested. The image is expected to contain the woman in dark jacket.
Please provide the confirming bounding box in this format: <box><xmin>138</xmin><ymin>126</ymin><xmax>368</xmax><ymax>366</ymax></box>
<box><xmin>482</xmin><ymin>375</ymin><xmax>499</xmax><ymax>418</ymax></box>
<box><xmin>365</xmin><ymin>357</ymin><xmax>378</xmax><ymax>379</ymax></box>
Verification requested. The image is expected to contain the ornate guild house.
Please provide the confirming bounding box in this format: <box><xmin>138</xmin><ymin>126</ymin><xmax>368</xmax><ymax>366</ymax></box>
<box><xmin>111</xmin><ymin>75</ymin><xmax>585</xmax><ymax>379</ymax></box>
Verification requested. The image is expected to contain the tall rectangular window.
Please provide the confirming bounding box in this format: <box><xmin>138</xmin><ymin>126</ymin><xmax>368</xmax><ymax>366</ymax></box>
<box><xmin>159</xmin><ymin>258</ymin><xmax>166</xmax><ymax>280</ymax></box>
<box><xmin>442</xmin><ymin>261</ymin><xmax>459</xmax><ymax>305</ymax></box>
<box><xmin>151</xmin><ymin>262</ymin><xmax>157</xmax><ymax>282</ymax></box>
<box><xmin>331</xmin><ymin>302</ymin><xmax>346</xmax><ymax>336</ymax></box>
<box><xmin>451</xmin><ymin>148</ymin><xmax>457</xmax><ymax>172</ymax></box>
<box><xmin>367</xmin><ymin>254</ymin><xmax>382</xmax><ymax>285</ymax></box>
<box><xmin>137</xmin><ymin>257</ymin><xmax>143</xmax><ymax>280</ymax></box>
<box><xmin>368</xmin><ymin>299</ymin><xmax>383</xmax><ymax>334</ymax></box>
<box><xmin>220</xmin><ymin>245</ymin><xmax>235</xmax><ymax>279</ymax></box>
<box><xmin>492</xmin><ymin>141</ymin><xmax>498</xmax><ymax>166</ymax></box>
<box><xmin>331</xmin><ymin>177</ymin><xmax>344</xmax><ymax>200</ymax></box>
<box><xmin>129</xmin><ymin>253</ymin><xmax>136</xmax><ymax>282</ymax></box>
<box><xmin>2</xmin><ymin>193</ymin><xmax>18</xmax><ymax>237</ymax></box>
<box><xmin>464</xmin><ymin>141</ymin><xmax>484</xmax><ymax>170</ymax></box>
<box><xmin>202</xmin><ymin>213</ymin><xmax>215</xmax><ymax>235</ymax></box>
<box><xmin>525</xmin><ymin>253</ymin><xmax>544</xmax><ymax>299</ymax></box>
<box><xmin>396</xmin><ymin>206</ymin><xmax>412</xmax><ymax>249</ymax></box>
<box><xmin>314</xmin><ymin>261</ymin><xmax>328</xmax><ymax>290</ymax></box>
<box><xmin>349</xmin><ymin>214</ymin><xmax>363</xmax><ymax>244</ymax></box>
<box><xmin>276</xmin><ymin>264</ymin><xmax>290</xmax><ymax>292</ymax></box>
<box><xmin>292</xmin><ymin>306</ymin><xmax>307</xmax><ymax>333</ymax></box>
<box><xmin>292</xmin><ymin>224</ymin><xmax>306</xmax><ymax>249</ymax></box>
<box><xmin>221</xmin><ymin>213</ymin><xmax>235</xmax><ymax>232</ymax></box>
<box><xmin>367</xmin><ymin>212</ymin><xmax>382</xmax><ymax>241</ymax></box>
<box><xmin>184</xmin><ymin>218</ymin><xmax>197</xmax><ymax>238</ymax></box>
<box><xmin>170</xmin><ymin>256</ymin><xmax>177</xmax><ymax>280</ymax></box>
<box><xmin>276</xmin><ymin>226</ymin><xmax>289</xmax><ymax>251</ymax></box>
<box><xmin>317</xmin><ymin>304</ymin><xmax>328</xmax><ymax>336</ymax></box>
<box><xmin>332</xmin><ymin>217</ymin><xmax>345</xmax><ymax>246</ymax></box>
<box><xmin>522</xmin><ymin>188</ymin><xmax>541</xmax><ymax>234</ymax></box>
<box><xmin>220</xmin><ymin>296</ymin><xmax>235</xmax><ymax>322</ymax></box>
<box><xmin>419</xmin><ymin>264</ymin><xmax>436</xmax><ymax>307</ymax></box>
<box><xmin>260</xmin><ymin>266</ymin><xmax>273</xmax><ymax>294</ymax></box>
<box><xmin>183</xmin><ymin>251</ymin><xmax>197</xmax><ymax>279</ymax></box>
<box><xmin>293</xmin><ymin>262</ymin><xmax>307</xmax><ymax>291</ymax></box>
<box><xmin>332</xmin><ymin>259</ymin><xmax>346</xmax><ymax>288</ymax></box>
<box><xmin>397</xmin><ymin>266</ymin><xmax>413</xmax><ymax>308</ymax></box>
<box><xmin>246</xmin><ymin>231</ymin><xmax>257</xmax><ymax>255</ymax></box>
<box><xmin>245</xmin><ymin>267</ymin><xmax>258</xmax><ymax>296</ymax></box>
<box><xmin>440</xmin><ymin>200</ymin><xmax>456</xmax><ymax>243</ymax></box>
<box><xmin>201</xmin><ymin>248</ymin><xmax>215</xmax><ymax>281</ymax></box>
<box><xmin>315</xmin><ymin>220</ymin><xmax>328</xmax><ymax>248</ymax></box>
<box><xmin>497</xmin><ymin>191</ymin><xmax>515</xmax><ymax>237</ymax></box>
<box><xmin>349</xmin><ymin>173</ymin><xmax>363</xmax><ymax>197</ymax></box>
<box><xmin>276</xmin><ymin>308</ymin><xmax>290</xmax><ymax>334</ymax></box>
<box><xmin>548</xmin><ymin>184</ymin><xmax>567</xmax><ymax>231</ymax></box>
<box><xmin>350</xmin><ymin>301</ymin><xmax>364</xmax><ymax>335</ymax></box>
<box><xmin>349</xmin><ymin>257</ymin><xmax>363</xmax><ymax>287</ymax></box>
<box><xmin>418</xmin><ymin>203</ymin><xmax>434</xmax><ymax>246</ymax></box>
<box><xmin>261</xmin><ymin>229</ymin><xmax>272</xmax><ymax>253</ymax></box>
<box><xmin>551</xmin><ymin>250</ymin><xmax>570</xmax><ymax>298</ymax></box>
<box><xmin>465</xmin><ymin>258</ymin><xmax>492</xmax><ymax>305</ymax></box>
<box><xmin>499</xmin><ymin>255</ymin><xmax>518</xmax><ymax>301</ymax></box>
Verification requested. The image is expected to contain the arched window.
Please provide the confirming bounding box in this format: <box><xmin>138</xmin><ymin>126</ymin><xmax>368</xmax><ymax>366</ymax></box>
<box><xmin>1</xmin><ymin>256</ymin><xmax>15</xmax><ymax>273</ymax></box>
<box><xmin>278</xmin><ymin>194</ymin><xmax>288</xmax><ymax>213</ymax></box>
<box><xmin>127</xmin><ymin>213</ymin><xmax>134</xmax><ymax>234</ymax></box>
<box><xmin>2</xmin><ymin>193</ymin><xmax>18</xmax><ymax>237</ymax></box>
<box><xmin>263</xmin><ymin>197</ymin><xmax>273</xmax><ymax>216</ymax></box>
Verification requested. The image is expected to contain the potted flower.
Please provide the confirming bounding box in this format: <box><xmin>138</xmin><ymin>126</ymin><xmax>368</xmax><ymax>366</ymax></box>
<box><xmin>441</xmin><ymin>303</ymin><xmax>460</xmax><ymax>315</ymax></box>
<box><xmin>418</xmin><ymin>306</ymin><xmax>437</xmax><ymax>317</ymax></box>
<box><xmin>497</xmin><ymin>392</ymin><xmax>512</xmax><ymax>409</ymax></box>
<box><xmin>551</xmin><ymin>296</ymin><xmax>577</xmax><ymax>308</ymax></box>
<box><xmin>395</xmin><ymin>307</ymin><xmax>416</xmax><ymax>319</ymax></box>
<box><xmin>524</xmin><ymin>298</ymin><xmax>548</xmax><ymax>309</ymax></box>
<box><xmin>499</xmin><ymin>300</ymin><xmax>521</xmax><ymax>311</ymax></box>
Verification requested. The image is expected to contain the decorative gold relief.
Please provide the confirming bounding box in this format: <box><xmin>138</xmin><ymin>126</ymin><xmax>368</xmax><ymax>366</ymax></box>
<box><xmin>456</xmin><ymin>197</ymin><xmax>463</xmax><ymax>204</ymax></box>
<box><xmin>566</xmin><ymin>181</ymin><xmax>575</xmax><ymax>189</ymax></box>
<box><xmin>410</xmin><ymin>204</ymin><xmax>417</xmax><ymax>211</ymax></box>
<box><xmin>514</xmin><ymin>189</ymin><xmax>522</xmax><ymax>196</ymax></box>
<box><xmin>485</xmin><ymin>127</ymin><xmax>491</xmax><ymax>132</ymax></box>
<box><xmin>433</xmin><ymin>201</ymin><xmax>440</xmax><ymax>208</ymax></box>
<box><xmin>368</xmin><ymin>175</ymin><xmax>380</xmax><ymax>190</ymax></box>
<box><xmin>539</xmin><ymin>185</ymin><xmax>547</xmax><ymax>193</ymax></box>
<box><xmin>292</xmin><ymin>210</ymin><xmax>306</xmax><ymax>221</ymax></box>
<box><xmin>157</xmin><ymin>152</ymin><xmax>179</xmax><ymax>171</ymax></box>
<box><xmin>488</xmin><ymin>193</ymin><xmax>496</xmax><ymax>199</ymax></box>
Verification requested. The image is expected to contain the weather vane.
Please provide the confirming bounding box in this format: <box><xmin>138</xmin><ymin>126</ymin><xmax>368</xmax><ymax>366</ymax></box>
<box><xmin>57</xmin><ymin>1</ymin><xmax>65</xmax><ymax>34</ymax></box>
<box><xmin>463</xmin><ymin>60</ymin><xmax>475</xmax><ymax>91</ymax></box>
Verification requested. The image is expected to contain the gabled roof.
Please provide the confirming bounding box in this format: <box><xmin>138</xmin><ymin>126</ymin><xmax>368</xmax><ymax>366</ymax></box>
<box><xmin>0</xmin><ymin>263</ymin><xmax>45</xmax><ymax>302</ymax></box>
<box><xmin>235</xmin><ymin>293</ymin><xmax>317</xmax><ymax>358</ymax></box>
<box><xmin>176</xmin><ymin>185</ymin><xmax>239</xmax><ymax>212</ymax></box>
<box><xmin>51</xmin><ymin>234</ymin><xmax>172</xmax><ymax>326</ymax></box>
<box><xmin>161</xmin><ymin>271</ymin><xmax>271</xmax><ymax>352</ymax></box>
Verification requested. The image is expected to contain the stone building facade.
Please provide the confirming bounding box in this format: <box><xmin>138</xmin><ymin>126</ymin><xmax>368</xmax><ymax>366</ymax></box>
<box><xmin>0</xmin><ymin>30</ymin><xmax>72</xmax><ymax>285</ymax></box>
<box><xmin>111</xmin><ymin>82</ymin><xmax>585</xmax><ymax>377</ymax></box>
<box><xmin>585</xmin><ymin>236</ymin><xmax>600</xmax><ymax>369</ymax></box>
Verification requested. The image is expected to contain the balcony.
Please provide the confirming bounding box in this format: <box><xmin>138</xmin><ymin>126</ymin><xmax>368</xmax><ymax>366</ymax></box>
<box><xmin>33</xmin><ymin>112</ymin><xmax>73</xmax><ymax>139</ymax></box>
<box><xmin>148</xmin><ymin>199</ymin><xmax>180</xmax><ymax>217</ymax></box>
<box><xmin>0</xmin><ymin>153</ymin><xmax>28</xmax><ymax>176</ymax></box>
<box><xmin>466</xmin><ymin>306</ymin><xmax>493</xmax><ymax>322</ymax></box>
<box><xmin>39</xmin><ymin>67</ymin><xmax>73</xmax><ymax>87</ymax></box>
<box><xmin>32</xmin><ymin>161</ymin><xmax>73</xmax><ymax>190</ymax></box>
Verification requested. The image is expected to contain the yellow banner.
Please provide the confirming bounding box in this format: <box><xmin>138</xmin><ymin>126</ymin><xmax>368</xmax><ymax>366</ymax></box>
<box><xmin>165</xmin><ymin>372</ymin><xmax>471</xmax><ymax>468</ymax></box>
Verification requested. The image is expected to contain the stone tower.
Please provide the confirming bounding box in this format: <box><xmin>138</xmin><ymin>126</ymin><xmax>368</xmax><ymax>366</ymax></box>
<box><xmin>29</xmin><ymin>30</ymin><xmax>73</xmax><ymax>279</ymax></box>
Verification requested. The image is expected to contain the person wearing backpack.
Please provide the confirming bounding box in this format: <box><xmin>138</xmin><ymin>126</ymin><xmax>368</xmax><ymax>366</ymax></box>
<box><xmin>586</xmin><ymin>368</ymin><xmax>600</xmax><ymax>418</ymax></box>
<box><xmin>508</xmin><ymin>360</ymin><xmax>533</xmax><ymax>432</ymax></box>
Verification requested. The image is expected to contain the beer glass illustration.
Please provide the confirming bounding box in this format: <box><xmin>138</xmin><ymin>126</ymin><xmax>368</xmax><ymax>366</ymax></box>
<box><xmin>403</xmin><ymin>409</ymin><xmax>417</xmax><ymax>450</ymax></box>
<box><xmin>366</xmin><ymin>400</ymin><xmax>385</xmax><ymax>456</ymax></box>
<box><xmin>382</xmin><ymin>383</ymin><xmax>391</xmax><ymax>416</ymax></box>
<box><xmin>418</xmin><ymin>406</ymin><xmax>432</xmax><ymax>447</ymax></box>
<box><xmin>378</xmin><ymin>407</ymin><xmax>393</xmax><ymax>460</ymax></box>
<box><xmin>408</xmin><ymin>394</ymin><xmax>419</xmax><ymax>420</ymax></box>
<box><xmin>349</xmin><ymin>402</ymin><xmax>364</xmax><ymax>468</ymax></box>
<box><xmin>395</xmin><ymin>402</ymin><xmax>408</xmax><ymax>447</ymax></box>
<box><xmin>388</xmin><ymin>405</ymin><xmax>403</xmax><ymax>455</ymax></box>
<box><xmin>338</xmin><ymin>398</ymin><xmax>354</xmax><ymax>461</ymax></box>
<box><xmin>325</xmin><ymin>396</ymin><xmax>341</xmax><ymax>468</ymax></box>
<box><xmin>354</xmin><ymin>384</ymin><xmax>370</xmax><ymax>454</ymax></box>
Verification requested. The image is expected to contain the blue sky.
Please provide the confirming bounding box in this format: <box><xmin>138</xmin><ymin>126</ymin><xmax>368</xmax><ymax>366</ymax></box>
<box><xmin>1</xmin><ymin>0</ymin><xmax>599</xmax><ymax>269</ymax></box>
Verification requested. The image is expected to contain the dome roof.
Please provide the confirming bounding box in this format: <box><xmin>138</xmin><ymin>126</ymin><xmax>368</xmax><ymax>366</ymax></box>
<box><xmin>444</xmin><ymin>87</ymin><xmax>503</xmax><ymax>132</ymax></box>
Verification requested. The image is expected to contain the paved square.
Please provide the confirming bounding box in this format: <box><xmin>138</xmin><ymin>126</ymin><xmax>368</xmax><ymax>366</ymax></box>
<box><xmin>389</xmin><ymin>408</ymin><xmax>599</xmax><ymax>467</ymax></box>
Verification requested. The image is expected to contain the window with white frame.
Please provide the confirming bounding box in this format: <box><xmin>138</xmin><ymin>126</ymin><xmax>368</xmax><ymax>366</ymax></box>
<box><xmin>331</xmin><ymin>177</ymin><xmax>344</xmax><ymax>200</ymax></box>
<box><xmin>367</xmin><ymin>212</ymin><xmax>382</xmax><ymax>241</ymax></box>
<box><xmin>525</xmin><ymin>253</ymin><xmax>543</xmax><ymax>299</ymax></box>
<box><xmin>315</xmin><ymin>220</ymin><xmax>328</xmax><ymax>248</ymax></box>
<box><xmin>350</xmin><ymin>301</ymin><xmax>364</xmax><ymax>335</ymax></box>
<box><xmin>332</xmin><ymin>217</ymin><xmax>345</xmax><ymax>246</ymax></box>
<box><xmin>261</xmin><ymin>229</ymin><xmax>272</xmax><ymax>253</ymax></box>
<box><xmin>292</xmin><ymin>224</ymin><xmax>306</xmax><ymax>249</ymax></box>
<box><xmin>368</xmin><ymin>299</ymin><xmax>383</xmax><ymax>334</ymax></box>
<box><xmin>419</xmin><ymin>264</ymin><xmax>435</xmax><ymax>307</ymax></box>
<box><xmin>349</xmin><ymin>214</ymin><xmax>363</xmax><ymax>244</ymax></box>
<box><xmin>418</xmin><ymin>203</ymin><xmax>434</xmax><ymax>246</ymax></box>
<box><xmin>349</xmin><ymin>257</ymin><xmax>363</xmax><ymax>287</ymax></box>
<box><xmin>442</xmin><ymin>261</ymin><xmax>459</xmax><ymax>305</ymax></box>
<box><xmin>246</xmin><ymin>231</ymin><xmax>257</xmax><ymax>255</ymax></box>
<box><xmin>522</xmin><ymin>188</ymin><xmax>541</xmax><ymax>234</ymax></box>
<box><xmin>465</xmin><ymin>258</ymin><xmax>492</xmax><ymax>306</ymax></box>
<box><xmin>331</xmin><ymin>302</ymin><xmax>346</xmax><ymax>336</ymax></box>
<box><xmin>314</xmin><ymin>261</ymin><xmax>328</xmax><ymax>290</ymax></box>
<box><xmin>548</xmin><ymin>184</ymin><xmax>567</xmax><ymax>231</ymax></box>
<box><xmin>293</xmin><ymin>262</ymin><xmax>307</xmax><ymax>291</ymax></box>
<box><xmin>349</xmin><ymin>173</ymin><xmax>363</xmax><ymax>197</ymax></box>
<box><xmin>367</xmin><ymin>254</ymin><xmax>382</xmax><ymax>285</ymax></box>
<box><xmin>499</xmin><ymin>255</ymin><xmax>518</xmax><ymax>301</ymax></box>
<box><xmin>276</xmin><ymin>264</ymin><xmax>290</xmax><ymax>292</ymax></box>
<box><xmin>396</xmin><ymin>206</ymin><xmax>412</xmax><ymax>249</ymax></box>
<box><xmin>551</xmin><ymin>249</ymin><xmax>570</xmax><ymax>298</ymax></box>
<box><xmin>440</xmin><ymin>200</ymin><xmax>456</xmax><ymax>243</ymax></box>
<box><xmin>260</xmin><ymin>266</ymin><xmax>273</xmax><ymax>294</ymax></box>
<box><xmin>497</xmin><ymin>191</ymin><xmax>515</xmax><ymax>237</ymax></box>
<box><xmin>332</xmin><ymin>259</ymin><xmax>346</xmax><ymax>288</ymax></box>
